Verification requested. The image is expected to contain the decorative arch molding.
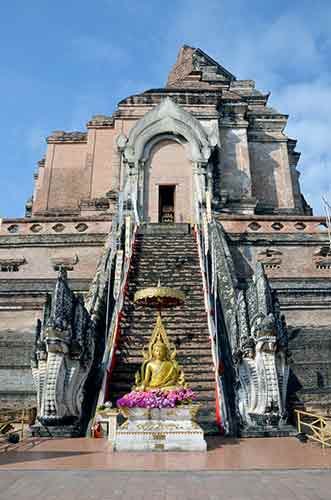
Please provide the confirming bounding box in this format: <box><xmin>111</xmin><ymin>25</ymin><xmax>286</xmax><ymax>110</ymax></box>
<box><xmin>122</xmin><ymin>97</ymin><xmax>213</xmax><ymax>164</ymax></box>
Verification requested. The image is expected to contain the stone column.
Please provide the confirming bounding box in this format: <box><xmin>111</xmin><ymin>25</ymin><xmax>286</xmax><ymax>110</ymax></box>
<box><xmin>287</xmin><ymin>139</ymin><xmax>305</xmax><ymax>213</ymax></box>
<box><xmin>219</xmin><ymin>102</ymin><xmax>256</xmax><ymax>214</ymax></box>
<box><xmin>110</xmin><ymin>146</ymin><xmax>122</xmax><ymax>193</ymax></box>
<box><xmin>247</xmin><ymin>113</ymin><xmax>297</xmax><ymax>212</ymax></box>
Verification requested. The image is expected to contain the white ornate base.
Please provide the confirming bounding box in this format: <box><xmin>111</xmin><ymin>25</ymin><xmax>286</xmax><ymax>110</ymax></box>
<box><xmin>115</xmin><ymin>406</ymin><xmax>207</xmax><ymax>452</ymax></box>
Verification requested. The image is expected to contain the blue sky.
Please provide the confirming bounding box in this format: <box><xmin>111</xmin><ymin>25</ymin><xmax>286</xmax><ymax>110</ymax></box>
<box><xmin>1</xmin><ymin>0</ymin><xmax>330</xmax><ymax>217</ymax></box>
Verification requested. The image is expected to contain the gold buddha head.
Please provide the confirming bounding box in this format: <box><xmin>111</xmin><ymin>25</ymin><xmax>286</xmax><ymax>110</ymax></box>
<box><xmin>152</xmin><ymin>340</ymin><xmax>168</xmax><ymax>361</ymax></box>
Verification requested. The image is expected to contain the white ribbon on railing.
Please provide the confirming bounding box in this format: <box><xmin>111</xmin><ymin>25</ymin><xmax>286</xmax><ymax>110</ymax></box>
<box><xmin>203</xmin><ymin>212</ymin><xmax>209</xmax><ymax>256</ymax></box>
<box><xmin>131</xmin><ymin>192</ymin><xmax>140</xmax><ymax>226</ymax></box>
<box><xmin>125</xmin><ymin>216</ymin><xmax>131</xmax><ymax>258</ymax></box>
<box><xmin>97</xmin><ymin>210</ymin><xmax>138</xmax><ymax>408</ymax></box>
<box><xmin>113</xmin><ymin>250</ymin><xmax>124</xmax><ymax>300</ymax></box>
<box><xmin>194</xmin><ymin>207</ymin><xmax>230</xmax><ymax>433</ymax></box>
<box><xmin>206</xmin><ymin>190</ymin><xmax>212</xmax><ymax>222</ymax></box>
<box><xmin>117</xmin><ymin>191</ymin><xmax>124</xmax><ymax>228</ymax></box>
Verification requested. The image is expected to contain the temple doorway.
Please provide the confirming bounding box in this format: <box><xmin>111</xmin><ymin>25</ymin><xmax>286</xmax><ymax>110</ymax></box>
<box><xmin>145</xmin><ymin>140</ymin><xmax>192</xmax><ymax>223</ymax></box>
<box><xmin>159</xmin><ymin>185</ymin><xmax>175</xmax><ymax>223</ymax></box>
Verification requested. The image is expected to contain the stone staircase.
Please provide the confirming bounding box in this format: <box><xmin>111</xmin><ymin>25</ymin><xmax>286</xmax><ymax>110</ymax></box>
<box><xmin>108</xmin><ymin>224</ymin><xmax>218</xmax><ymax>433</ymax></box>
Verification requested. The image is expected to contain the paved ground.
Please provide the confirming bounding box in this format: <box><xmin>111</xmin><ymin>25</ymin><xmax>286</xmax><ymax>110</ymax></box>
<box><xmin>0</xmin><ymin>469</ymin><xmax>331</xmax><ymax>500</ymax></box>
<box><xmin>1</xmin><ymin>437</ymin><xmax>331</xmax><ymax>499</ymax></box>
<box><xmin>1</xmin><ymin>436</ymin><xmax>331</xmax><ymax>470</ymax></box>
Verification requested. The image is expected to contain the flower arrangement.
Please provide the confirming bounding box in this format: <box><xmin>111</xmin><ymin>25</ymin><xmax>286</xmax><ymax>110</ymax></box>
<box><xmin>117</xmin><ymin>388</ymin><xmax>196</xmax><ymax>409</ymax></box>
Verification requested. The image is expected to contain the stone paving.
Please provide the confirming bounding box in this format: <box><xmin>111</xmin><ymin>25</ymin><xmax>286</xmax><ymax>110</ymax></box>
<box><xmin>1</xmin><ymin>437</ymin><xmax>331</xmax><ymax>499</ymax></box>
<box><xmin>1</xmin><ymin>437</ymin><xmax>331</xmax><ymax>471</ymax></box>
<box><xmin>1</xmin><ymin>470</ymin><xmax>331</xmax><ymax>500</ymax></box>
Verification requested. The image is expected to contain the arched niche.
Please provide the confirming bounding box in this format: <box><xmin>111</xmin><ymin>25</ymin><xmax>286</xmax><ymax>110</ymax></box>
<box><xmin>121</xmin><ymin>97</ymin><xmax>214</xmax><ymax>223</ymax></box>
<box><xmin>123</xmin><ymin>97</ymin><xmax>212</xmax><ymax>165</ymax></box>
<box><xmin>143</xmin><ymin>136</ymin><xmax>192</xmax><ymax>223</ymax></box>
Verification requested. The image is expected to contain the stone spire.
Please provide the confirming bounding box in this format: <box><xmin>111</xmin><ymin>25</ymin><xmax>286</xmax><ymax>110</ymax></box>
<box><xmin>166</xmin><ymin>45</ymin><xmax>236</xmax><ymax>88</ymax></box>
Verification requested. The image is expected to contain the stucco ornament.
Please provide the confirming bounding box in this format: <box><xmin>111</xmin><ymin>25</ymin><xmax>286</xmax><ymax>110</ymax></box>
<box><xmin>235</xmin><ymin>265</ymin><xmax>290</xmax><ymax>429</ymax></box>
<box><xmin>31</xmin><ymin>269</ymin><xmax>95</xmax><ymax>430</ymax></box>
<box><xmin>123</xmin><ymin>97</ymin><xmax>213</xmax><ymax>164</ymax></box>
<box><xmin>212</xmin><ymin>221</ymin><xmax>290</xmax><ymax>433</ymax></box>
<box><xmin>116</xmin><ymin>132</ymin><xmax>128</xmax><ymax>151</ymax></box>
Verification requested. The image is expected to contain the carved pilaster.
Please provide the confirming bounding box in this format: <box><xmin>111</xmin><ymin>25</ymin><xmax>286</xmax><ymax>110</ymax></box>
<box><xmin>218</xmin><ymin>102</ymin><xmax>256</xmax><ymax>214</ymax></box>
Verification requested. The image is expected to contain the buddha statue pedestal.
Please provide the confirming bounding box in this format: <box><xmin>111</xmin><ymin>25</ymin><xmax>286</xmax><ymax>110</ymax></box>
<box><xmin>115</xmin><ymin>405</ymin><xmax>207</xmax><ymax>452</ymax></box>
<box><xmin>114</xmin><ymin>287</ymin><xmax>207</xmax><ymax>451</ymax></box>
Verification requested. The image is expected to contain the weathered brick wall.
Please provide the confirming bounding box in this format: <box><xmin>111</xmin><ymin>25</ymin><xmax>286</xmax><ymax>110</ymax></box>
<box><xmin>219</xmin><ymin>127</ymin><xmax>252</xmax><ymax>198</ymax></box>
<box><xmin>288</xmin><ymin>327</ymin><xmax>331</xmax><ymax>415</ymax></box>
<box><xmin>166</xmin><ymin>46</ymin><xmax>194</xmax><ymax>87</ymax></box>
<box><xmin>0</xmin><ymin>245</ymin><xmax>104</xmax><ymax>280</ymax></box>
<box><xmin>224</xmin><ymin>227</ymin><xmax>331</xmax><ymax>414</ymax></box>
<box><xmin>0</xmin><ymin>228</ymin><xmax>107</xmax><ymax>411</ymax></box>
<box><xmin>33</xmin><ymin>142</ymin><xmax>89</xmax><ymax>213</ymax></box>
<box><xmin>249</xmin><ymin>141</ymin><xmax>295</xmax><ymax>209</ymax></box>
<box><xmin>0</xmin><ymin>327</ymin><xmax>36</xmax><ymax>411</ymax></box>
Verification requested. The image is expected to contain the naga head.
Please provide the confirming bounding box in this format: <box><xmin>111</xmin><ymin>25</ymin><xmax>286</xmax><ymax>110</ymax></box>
<box><xmin>242</xmin><ymin>337</ymin><xmax>256</xmax><ymax>359</ymax></box>
<box><xmin>254</xmin><ymin>314</ymin><xmax>277</xmax><ymax>353</ymax></box>
<box><xmin>44</xmin><ymin>319</ymin><xmax>72</xmax><ymax>355</ymax></box>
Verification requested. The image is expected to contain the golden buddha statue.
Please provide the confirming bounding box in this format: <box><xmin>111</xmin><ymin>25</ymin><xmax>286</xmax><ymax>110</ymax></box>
<box><xmin>133</xmin><ymin>313</ymin><xmax>186</xmax><ymax>392</ymax></box>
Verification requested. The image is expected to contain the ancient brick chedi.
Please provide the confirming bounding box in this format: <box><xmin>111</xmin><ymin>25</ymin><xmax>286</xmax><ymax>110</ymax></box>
<box><xmin>1</xmin><ymin>46</ymin><xmax>331</xmax><ymax>435</ymax></box>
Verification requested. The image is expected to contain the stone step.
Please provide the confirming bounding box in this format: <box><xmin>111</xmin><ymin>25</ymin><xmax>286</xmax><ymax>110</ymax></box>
<box><xmin>130</xmin><ymin>261</ymin><xmax>200</xmax><ymax>269</ymax></box>
<box><xmin>119</xmin><ymin>324</ymin><xmax>210</xmax><ymax>332</ymax></box>
<box><xmin>120</xmin><ymin>325</ymin><xmax>209</xmax><ymax>335</ymax></box>
<box><xmin>118</xmin><ymin>352</ymin><xmax>213</xmax><ymax>361</ymax></box>
<box><xmin>120</xmin><ymin>314</ymin><xmax>208</xmax><ymax>323</ymax></box>
<box><xmin>133</xmin><ymin>239</ymin><xmax>196</xmax><ymax>245</ymax></box>
<box><xmin>119</xmin><ymin>331</ymin><xmax>210</xmax><ymax>340</ymax></box>
<box><xmin>128</xmin><ymin>286</ymin><xmax>203</xmax><ymax>292</ymax></box>
<box><xmin>119</xmin><ymin>331</ymin><xmax>210</xmax><ymax>339</ymax></box>
<box><xmin>122</xmin><ymin>306</ymin><xmax>207</xmax><ymax>315</ymax></box>
<box><xmin>107</xmin><ymin>230</ymin><xmax>217</xmax><ymax>431</ymax></box>
<box><xmin>117</xmin><ymin>344</ymin><xmax>212</xmax><ymax>355</ymax></box>
<box><xmin>129</xmin><ymin>266</ymin><xmax>202</xmax><ymax>273</ymax></box>
<box><xmin>111</xmin><ymin>370</ymin><xmax>215</xmax><ymax>384</ymax></box>
<box><xmin>138</xmin><ymin>223</ymin><xmax>191</xmax><ymax>235</ymax></box>
<box><xmin>123</xmin><ymin>315</ymin><xmax>207</xmax><ymax>322</ymax></box>
<box><xmin>133</xmin><ymin>258</ymin><xmax>199</xmax><ymax>264</ymax></box>
<box><xmin>120</xmin><ymin>340</ymin><xmax>212</xmax><ymax>350</ymax></box>
<box><xmin>135</xmin><ymin>236</ymin><xmax>195</xmax><ymax>243</ymax></box>
<box><xmin>116</xmin><ymin>357</ymin><xmax>214</xmax><ymax>367</ymax></box>
<box><xmin>122</xmin><ymin>302</ymin><xmax>206</xmax><ymax>310</ymax></box>
<box><xmin>132</xmin><ymin>255</ymin><xmax>198</xmax><ymax>261</ymax></box>
<box><xmin>121</xmin><ymin>316</ymin><xmax>207</xmax><ymax>324</ymax></box>
<box><xmin>123</xmin><ymin>315</ymin><xmax>206</xmax><ymax>322</ymax></box>
<box><xmin>115</xmin><ymin>365</ymin><xmax>215</xmax><ymax>377</ymax></box>
<box><xmin>120</xmin><ymin>319</ymin><xmax>209</xmax><ymax>327</ymax></box>
<box><xmin>127</xmin><ymin>286</ymin><xmax>203</xmax><ymax>292</ymax></box>
<box><xmin>123</xmin><ymin>309</ymin><xmax>206</xmax><ymax>318</ymax></box>
<box><xmin>136</xmin><ymin>245</ymin><xmax>200</xmax><ymax>252</ymax></box>
<box><xmin>115</xmin><ymin>357</ymin><xmax>214</xmax><ymax>368</ymax></box>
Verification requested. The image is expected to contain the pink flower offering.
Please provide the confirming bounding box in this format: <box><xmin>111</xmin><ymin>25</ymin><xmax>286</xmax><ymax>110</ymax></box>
<box><xmin>117</xmin><ymin>388</ymin><xmax>196</xmax><ymax>409</ymax></box>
